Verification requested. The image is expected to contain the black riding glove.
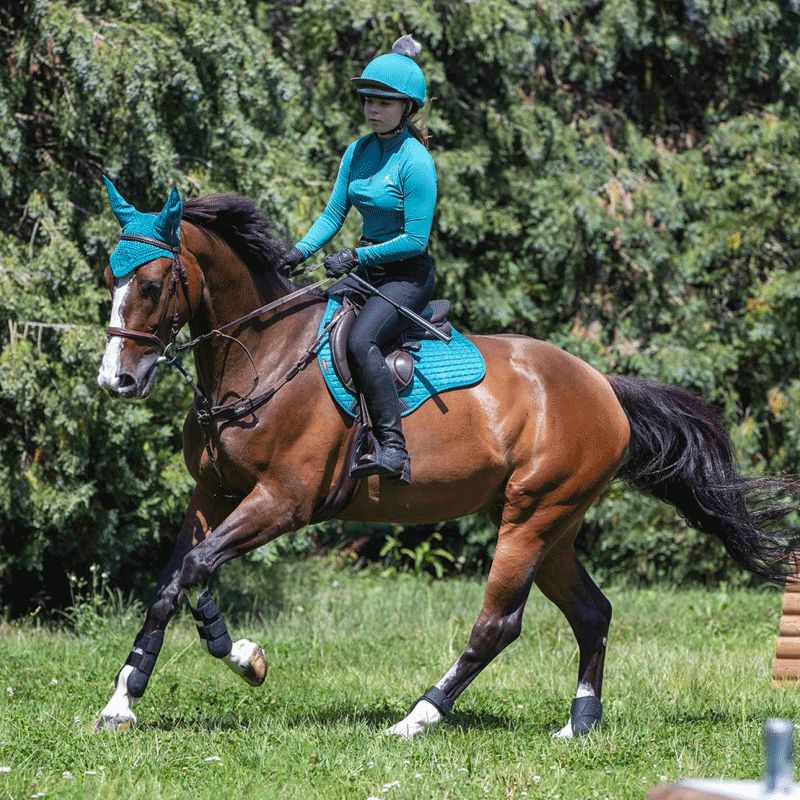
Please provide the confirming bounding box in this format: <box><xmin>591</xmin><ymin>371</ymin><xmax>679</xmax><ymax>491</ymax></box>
<box><xmin>280</xmin><ymin>246</ymin><xmax>305</xmax><ymax>276</ymax></box>
<box><xmin>324</xmin><ymin>248</ymin><xmax>359</xmax><ymax>278</ymax></box>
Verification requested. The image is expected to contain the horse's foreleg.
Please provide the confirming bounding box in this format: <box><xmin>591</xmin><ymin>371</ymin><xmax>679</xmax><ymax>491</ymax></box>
<box><xmin>95</xmin><ymin>488</ymin><xmax>232</xmax><ymax>731</ymax></box>
<box><xmin>176</xmin><ymin>482</ymin><xmax>303</xmax><ymax>679</ymax></box>
<box><xmin>385</xmin><ymin>527</ymin><xmax>542</xmax><ymax>738</ymax></box>
<box><xmin>183</xmin><ymin>585</ymin><xmax>267</xmax><ymax>687</ymax></box>
<box><xmin>534</xmin><ymin>541</ymin><xmax>611</xmax><ymax>738</ymax></box>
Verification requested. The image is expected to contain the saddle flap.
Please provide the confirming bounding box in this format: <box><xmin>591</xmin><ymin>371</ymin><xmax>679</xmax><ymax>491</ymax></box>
<box><xmin>328</xmin><ymin>297</ymin><xmax>415</xmax><ymax>393</ymax></box>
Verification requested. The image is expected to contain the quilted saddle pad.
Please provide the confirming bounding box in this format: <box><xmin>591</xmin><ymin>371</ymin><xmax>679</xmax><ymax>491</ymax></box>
<box><xmin>317</xmin><ymin>296</ymin><xmax>486</xmax><ymax>418</ymax></box>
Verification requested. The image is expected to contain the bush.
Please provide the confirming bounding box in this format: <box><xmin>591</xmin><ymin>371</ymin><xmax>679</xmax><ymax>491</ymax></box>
<box><xmin>2</xmin><ymin>1</ymin><xmax>799</xmax><ymax>612</ymax></box>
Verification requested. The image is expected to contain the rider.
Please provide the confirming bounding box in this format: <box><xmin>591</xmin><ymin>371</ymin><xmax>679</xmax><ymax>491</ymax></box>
<box><xmin>281</xmin><ymin>35</ymin><xmax>437</xmax><ymax>485</ymax></box>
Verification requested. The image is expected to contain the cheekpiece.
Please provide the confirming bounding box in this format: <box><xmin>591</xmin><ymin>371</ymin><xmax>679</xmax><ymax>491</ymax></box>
<box><xmin>103</xmin><ymin>175</ymin><xmax>183</xmax><ymax>278</ymax></box>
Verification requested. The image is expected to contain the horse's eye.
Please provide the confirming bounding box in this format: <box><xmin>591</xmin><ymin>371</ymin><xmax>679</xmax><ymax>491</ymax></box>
<box><xmin>140</xmin><ymin>279</ymin><xmax>163</xmax><ymax>299</ymax></box>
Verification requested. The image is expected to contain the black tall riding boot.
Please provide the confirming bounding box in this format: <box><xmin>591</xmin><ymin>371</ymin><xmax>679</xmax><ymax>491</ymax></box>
<box><xmin>350</xmin><ymin>355</ymin><xmax>411</xmax><ymax>484</ymax></box>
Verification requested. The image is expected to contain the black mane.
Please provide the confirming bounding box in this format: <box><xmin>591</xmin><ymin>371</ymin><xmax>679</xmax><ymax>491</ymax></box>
<box><xmin>183</xmin><ymin>194</ymin><xmax>289</xmax><ymax>289</ymax></box>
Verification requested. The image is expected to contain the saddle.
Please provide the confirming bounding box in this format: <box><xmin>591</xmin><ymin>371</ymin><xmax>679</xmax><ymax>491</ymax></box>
<box><xmin>327</xmin><ymin>280</ymin><xmax>452</xmax><ymax>396</ymax></box>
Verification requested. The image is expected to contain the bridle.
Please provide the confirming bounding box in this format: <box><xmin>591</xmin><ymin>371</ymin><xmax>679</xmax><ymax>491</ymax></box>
<box><xmin>105</xmin><ymin>234</ymin><xmax>337</xmax><ymax>497</ymax></box>
<box><xmin>105</xmin><ymin>234</ymin><xmax>190</xmax><ymax>352</ymax></box>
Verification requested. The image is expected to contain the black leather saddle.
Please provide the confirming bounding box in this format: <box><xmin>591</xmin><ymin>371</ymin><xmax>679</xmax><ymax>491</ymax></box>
<box><xmin>327</xmin><ymin>278</ymin><xmax>452</xmax><ymax>396</ymax></box>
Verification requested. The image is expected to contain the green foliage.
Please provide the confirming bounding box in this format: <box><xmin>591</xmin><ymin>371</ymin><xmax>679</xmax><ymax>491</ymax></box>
<box><xmin>378</xmin><ymin>531</ymin><xmax>455</xmax><ymax>578</ymax></box>
<box><xmin>2</xmin><ymin>1</ymin><xmax>800</xmax><ymax>609</ymax></box>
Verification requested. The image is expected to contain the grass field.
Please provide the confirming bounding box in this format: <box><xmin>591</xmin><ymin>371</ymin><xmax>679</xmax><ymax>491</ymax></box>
<box><xmin>2</xmin><ymin>561</ymin><xmax>799</xmax><ymax>800</ymax></box>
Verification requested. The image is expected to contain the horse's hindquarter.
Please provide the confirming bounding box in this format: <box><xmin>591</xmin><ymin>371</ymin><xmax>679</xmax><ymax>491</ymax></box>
<box><xmin>340</xmin><ymin>333</ymin><xmax>631</xmax><ymax>524</ymax></box>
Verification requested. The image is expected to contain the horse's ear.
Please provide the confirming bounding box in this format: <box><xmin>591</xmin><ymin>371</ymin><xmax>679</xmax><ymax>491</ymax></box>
<box><xmin>155</xmin><ymin>186</ymin><xmax>183</xmax><ymax>245</ymax></box>
<box><xmin>103</xmin><ymin>175</ymin><xmax>138</xmax><ymax>228</ymax></box>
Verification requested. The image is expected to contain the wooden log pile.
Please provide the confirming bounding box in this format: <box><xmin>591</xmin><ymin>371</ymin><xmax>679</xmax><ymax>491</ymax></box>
<box><xmin>773</xmin><ymin>578</ymin><xmax>800</xmax><ymax>683</ymax></box>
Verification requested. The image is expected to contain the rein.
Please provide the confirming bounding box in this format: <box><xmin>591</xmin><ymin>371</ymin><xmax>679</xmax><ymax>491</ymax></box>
<box><xmin>105</xmin><ymin>238</ymin><xmax>335</xmax><ymax>497</ymax></box>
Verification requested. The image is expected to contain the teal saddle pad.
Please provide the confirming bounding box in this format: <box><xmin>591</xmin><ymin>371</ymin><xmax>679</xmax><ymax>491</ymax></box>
<box><xmin>317</xmin><ymin>296</ymin><xmax>486</xmax><ymax>418</ymax></box>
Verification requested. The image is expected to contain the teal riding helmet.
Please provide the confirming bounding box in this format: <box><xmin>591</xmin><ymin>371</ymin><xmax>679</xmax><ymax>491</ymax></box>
<box><xmin>351</xmin><ymin>48</ymin><xmax>426</xmax><ymax>110</ymax></box>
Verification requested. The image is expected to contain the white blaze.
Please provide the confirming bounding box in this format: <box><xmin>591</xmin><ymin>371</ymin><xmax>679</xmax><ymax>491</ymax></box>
<box><xmin>98</xmin><ymin>275</ymin><xmax>132</xmax><ymax>389</ymax></box>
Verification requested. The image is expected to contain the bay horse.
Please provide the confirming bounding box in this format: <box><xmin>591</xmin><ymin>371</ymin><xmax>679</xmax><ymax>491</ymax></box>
<box><xmin>95</xmin><ymin>187</ymin><xmax>799</xmax><ymax>737</ymax></box>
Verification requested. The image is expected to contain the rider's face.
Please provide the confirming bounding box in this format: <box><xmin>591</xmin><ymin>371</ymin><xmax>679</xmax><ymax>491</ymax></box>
<box><xmin>363</xmin><ymin>96</ymin><xmax>407</xmax><ymax>136</ymax></box>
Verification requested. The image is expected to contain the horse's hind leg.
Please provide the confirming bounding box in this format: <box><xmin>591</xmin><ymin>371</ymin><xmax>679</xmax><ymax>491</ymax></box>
<box><xmin>385</xmin><ymin>516</ymin><xmax>545</xmax><ymax>738</ymax></box>
<box><xmin>534</xmin><ymin>538</ymin><xmax>611</xmax><ymax>737</ymax></box>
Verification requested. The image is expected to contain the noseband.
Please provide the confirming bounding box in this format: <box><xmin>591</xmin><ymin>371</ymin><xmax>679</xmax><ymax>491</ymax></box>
<box><xmin>105</xmin><ymin>234</ymin><xmax>190</xmax><ymax>353</ymax></box>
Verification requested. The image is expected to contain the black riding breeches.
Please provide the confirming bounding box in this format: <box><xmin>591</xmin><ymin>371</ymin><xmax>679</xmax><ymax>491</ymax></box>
<box><xmin>346</xmin><ymin>254</ymin><xmax>435</xmax><ymax>444</ymax></box>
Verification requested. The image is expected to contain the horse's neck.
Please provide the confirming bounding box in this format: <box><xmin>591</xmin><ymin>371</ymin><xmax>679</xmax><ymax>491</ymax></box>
<box><xmin>185</xmin><ymin>229</ymin><xmax>322</xmax><ymax>402</ymax></box>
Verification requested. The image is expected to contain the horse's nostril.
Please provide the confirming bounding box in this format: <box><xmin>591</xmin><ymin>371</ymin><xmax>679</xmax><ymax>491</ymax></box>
<box><xmin>116</xmin><ymin>372</ymin><xmax>137</xmax><ymax>390</ymax></box>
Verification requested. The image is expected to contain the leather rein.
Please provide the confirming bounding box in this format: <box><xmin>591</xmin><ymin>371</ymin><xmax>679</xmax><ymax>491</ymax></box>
<box><xmin>105</xmin><ymin>234</ymin><xmax>336</xmax><ymax>496</ymax></box>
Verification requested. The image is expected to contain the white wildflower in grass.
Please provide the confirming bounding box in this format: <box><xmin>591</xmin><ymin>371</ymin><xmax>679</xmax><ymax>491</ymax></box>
<box><xmin>6</xmin><ymin>687</ymin><xmax>13</xmax><ymax>697</ymax></box>
<box><xmin>204</xmin><ymin>756</ymin><xmax>222</xmax><ymax>763</ymax></box>
<box><xmin>62</xmin><ymin>771</ymin><xmax>73</xmax><ymax>779</ymax></box>
<box><xmin>366</xmin><ymin>796</ymin><xmax>383</xmax><ymax>800</ymax></box>
<box><xmin>50</xmin><ymin>679</ymin><xmax>58</xmax><ymax>686</ymax></box>
<box><xmin>31</xmin><ymin>793</ymin><xmax>46</xmax><ymax>798</ymax></box>
<box><xmin>381</xmin><ymin>781</ymin><xmax>400</xmax><ymax>792</ymax></box>
<box><xmin>84</xmin><ymin>770</ymin><xmax>97</xmax><ymax>775</ymax></box>
<box><xmin>532</xmin><ymin>775</ymin><xmax>542</xmax><ymax>783</ymax></box>
<box><xmin>0</xmin><ymin>766</ymin><xmax>10</xmax><ymax>773</ymax></box>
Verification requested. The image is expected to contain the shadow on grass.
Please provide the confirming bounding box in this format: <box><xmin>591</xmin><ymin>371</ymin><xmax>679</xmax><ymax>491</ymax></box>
<box><xmin>139</xmin><ymin>702</ymin><xmax>517</xmax><ymax>734</ymax></box>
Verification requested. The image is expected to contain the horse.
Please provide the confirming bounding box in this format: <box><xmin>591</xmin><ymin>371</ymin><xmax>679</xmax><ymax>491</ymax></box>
<box><xmin>94</xmin><ymin>184</ymin><xmax>799</xmax><ymax>738</ymax></box>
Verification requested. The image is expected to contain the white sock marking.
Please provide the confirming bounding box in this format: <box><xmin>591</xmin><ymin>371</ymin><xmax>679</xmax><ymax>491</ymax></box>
<box><xmin>225</xmin><ymin>639</ymin><xmax>260</xmax><ymax>675</ymax></box>
<box><xmin>97</xmin><ymin>665</ymin><xmax>138</xmax><ymax>728</ymax></box>
<box><xmin>384</xmin><ymin>699</ymin><xmax>443</xmax><ymax>738</ymax></box>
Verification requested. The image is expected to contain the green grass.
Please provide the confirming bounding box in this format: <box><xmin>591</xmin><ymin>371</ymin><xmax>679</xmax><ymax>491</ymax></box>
<box><xmin>2</xmin><ymin>562</ymin><xmax>799</xmax><ymax>800</ymax></box>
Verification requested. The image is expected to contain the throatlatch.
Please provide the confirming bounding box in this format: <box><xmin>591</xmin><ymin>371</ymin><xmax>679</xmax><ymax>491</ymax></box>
<box><xmin>124</xmin><ymin>630</ymin><xmax>164</xmax><ymax>698</ymax></box>
<box><xmin>189</xmin><ymin>589</ymin><xmax>233</xmax><ymax>658</ymax></box>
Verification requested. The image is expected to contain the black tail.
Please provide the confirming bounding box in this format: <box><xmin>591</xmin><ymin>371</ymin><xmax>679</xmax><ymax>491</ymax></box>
<box><xmin>609</xmin><ymin>375</ymin><xmax>800</xmax><ymax>582</ymax></box>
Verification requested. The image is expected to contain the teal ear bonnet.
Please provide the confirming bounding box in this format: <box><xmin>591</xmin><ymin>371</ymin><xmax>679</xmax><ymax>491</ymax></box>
<box><xmin>103</xmin><ymin>176</ymin><xmax>183</xmax><ymax>278</ymax></box>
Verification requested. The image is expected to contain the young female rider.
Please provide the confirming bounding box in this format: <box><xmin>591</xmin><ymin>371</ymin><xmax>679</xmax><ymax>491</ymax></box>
<box><xmin>281</xmin><ymin>36</ymin><xmax>437</xmax><ymax>485</ymax></box>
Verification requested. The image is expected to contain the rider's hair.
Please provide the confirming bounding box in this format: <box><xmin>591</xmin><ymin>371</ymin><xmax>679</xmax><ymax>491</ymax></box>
<box><xmin>406</xmin><ymin>116</ymin><xmax>428</xmax><ymax>148</ymax></box>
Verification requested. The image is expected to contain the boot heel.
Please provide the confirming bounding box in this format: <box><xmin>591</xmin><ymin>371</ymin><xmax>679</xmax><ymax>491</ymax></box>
<box><xmin>390</xmin><ymin>457</ymin><xmax>411</xmax><ymax>486</ymax></box>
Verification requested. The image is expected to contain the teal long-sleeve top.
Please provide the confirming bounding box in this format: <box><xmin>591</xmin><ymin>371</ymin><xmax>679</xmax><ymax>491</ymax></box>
<box><xmin>294</xmin><ymin>128</ymin><xmax>437</xmax><ymax>268</ymax></box>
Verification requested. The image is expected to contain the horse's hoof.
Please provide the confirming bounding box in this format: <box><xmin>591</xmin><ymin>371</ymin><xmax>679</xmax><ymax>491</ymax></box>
<box><xmin>94</xmin><ymin>712</ymin><xmax>136</xmax><ymax>732</ymax></box>
<box><xmin>383</xmin><ymin>699</ymin><xmax>442</xmax><ymax>738</ymax></box>
<box><xmin>241</xmin><ymin>644</ymin><xmax>267</xmax><ymax>687</ymax></box>
<box><xmin>227</xmin><ymin>639</ymin><xmax>268</xmax><ymax>687</ymax></box>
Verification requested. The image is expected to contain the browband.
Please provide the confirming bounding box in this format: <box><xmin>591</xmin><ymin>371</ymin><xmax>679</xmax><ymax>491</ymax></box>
<box><xmin>119</xmin><ymin>233</ymin><xmax>179</xmax><ymax>253</ymax></box>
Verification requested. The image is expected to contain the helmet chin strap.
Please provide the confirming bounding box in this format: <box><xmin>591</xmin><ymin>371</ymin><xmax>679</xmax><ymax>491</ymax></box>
<box><xmin>376</xmin><ymin>99</ymin><xmax>414</xmax><ymax>138</ymax></box>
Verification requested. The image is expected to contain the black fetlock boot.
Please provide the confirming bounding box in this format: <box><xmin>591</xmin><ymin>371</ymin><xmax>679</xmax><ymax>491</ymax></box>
<box><xmin>350</xmin><ymin>363</ymin><xmax>411</xmax><ymax>484</ymax></box>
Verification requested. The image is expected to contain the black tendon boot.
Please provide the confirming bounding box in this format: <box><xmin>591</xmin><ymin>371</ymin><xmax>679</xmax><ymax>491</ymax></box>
<box><xmin>350</xmin><ymin>360</ymin><xmax>411</xmax><ymax>484</ymax></box>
